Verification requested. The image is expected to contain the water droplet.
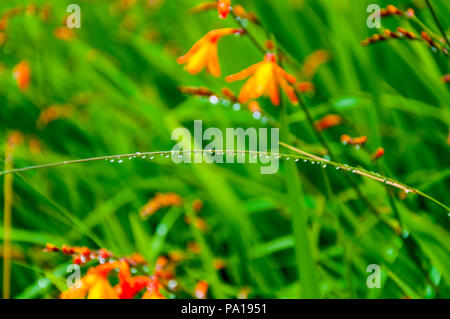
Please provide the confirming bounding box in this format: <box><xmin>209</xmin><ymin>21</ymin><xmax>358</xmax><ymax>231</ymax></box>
<box><xmin>209</xmin><ymin>95</ymin><xmax>219</xmax><ymax>104</ymax></box>
<box><xmin>118</xmin><ymin>159</ymin><xmax>124</xmax><ymax>163</ymax></box>
<box><xmin>38</xmin><ymin>278</ymin><xmax>50</xmax><ymax>288</ymax></box>
<box><xmin>221</xmin><ymin>99</ymin><xmax>230</xmax><ymax>107</ymax></box>
<box><xmin>233</xmin><ymin>103</ymin><xmax>241</xmax><ymax>111</ymax></box>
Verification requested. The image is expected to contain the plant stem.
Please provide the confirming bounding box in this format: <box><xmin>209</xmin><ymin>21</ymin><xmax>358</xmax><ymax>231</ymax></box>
<box><xmin>280</xmin><ymin>94</ymin><xmax>320</xmax><ymax>298</ymax></box>
<box><xmin>0</xmin><ymin>149</ymin><xmax>447</xmax><ymax>211</ymax></box>
<box><xmin>294</xmin><ymin>92</ymin><xmax>396</xmax><ymax>225</ymax></box>
<box><xmin>231</xmin><ymin>9</ymin><xmax>266</xmax><ymax>54</ymax></box>
<box><xmin>425</xmin><ymin>0</ymin><xmax>449</xmax><ymax>45</ymax></box>
<box><xmin>3</xmin><ymin>148</ymin><xmax>13</xmax><ymax>299</ymax></box>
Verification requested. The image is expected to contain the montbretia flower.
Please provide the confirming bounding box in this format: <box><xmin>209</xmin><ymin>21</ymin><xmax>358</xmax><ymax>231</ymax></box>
<box><xmin>13</xmin><ymin>61</ymin><xmax>31</xmax><ymax>91</ymax></box>
<box><xmin>54</xmin><ymin>27</ymin><xmax>75</xmax><ymax>41</ymax></box>
<box><xmin>141</xmin><ymin>276</ymin><xmax>166</xmax><ymax>299</ymax></box>
<box><xmin>297</xmin><ymin>81</ymin><xmax>315</xmax><ymax>93</ymax></box>
<box><xmin>301</xmin><ymin>50</ymin><xmax>330</xmax><ymax>80</ymax></box>
<box><xmin>372</xmin><ymin>147</ymin><xmax>385</xmax><ymax>161</ymax></box>
<box><xmin>140</xmin><ymin>192</ymin><xmax>183</xmax><ymax>218</ymax></box>
<box><xmin>218</xmin><ymin>0</ymin><xmax>231</xmax><ymax>19</ymax></box>
<box><xmin>115</xmin><ymin>262</ymin><xmax>151</xmax><ymax>299</ymax></box>
<box><xmin>314</xmin><ymin>114</ymin><xmax>342</xmax><ymax>131</ymax></box>
<box><xmin>195</xmin><ymin>280</ymin><xmax>209</xmax><ymax>299</ymax></box>
<box><xmin>225</xmin><ymin>53</ymin><xmax>298</xmax><ymax>106</ymax></box>
<box><xmin>177</xmin><ymin>28</ymin><xmax>243</xmax><ymax>77</ymax></box>
<box><xmin>341</xmin><ymin>134</ymin><xmax>368</xmax><ymax>147</ymax></box>
<box><xmin>61</xmin><ymin>262</ymin><xmax>121</xmax><ymax>299</ymax></box>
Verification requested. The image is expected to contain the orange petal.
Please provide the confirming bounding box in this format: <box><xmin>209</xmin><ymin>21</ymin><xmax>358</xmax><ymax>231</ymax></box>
<box><xmin>218</xmin><ymin>0</ymin><xmax>231</xmax><ymax>19</ymax></box>
<box><xmin>87</xmin><ymin>277</ymin><xmax>119</xmax><ymax>299</ymax></box>
<box><xmin>185</xmin><ymin>43</ymin><xmax>210</xmax><ymax>74</ymax></box>
<box><xmin>206</xmin><ymin>45</ymin><xmax>221</xmax><ymax>77</ymax></box>
<box><xmin>238</xmin><ymin>75</ymin><xmax>258</xmax><ymax>103</ymax></box>
<box><xmin>278</xmin><ymin>77</ymin><xmax>298</xmax><ymax>105</ymax></box>
<box><xmin>267</xmin><ymin>76</ymin><xmax>280</xmax><ymax>106</ymax></box>
<box><xmin>226</xmin><ymin>62</ymin><xmax>261</xmax><ymax>82</ymax></box>
<box><xmin>177</xmin><ymin>38</ymin><xmax>205</xmax><ymax>65</ymax></box>
<box><xmin>207</xmin><ymin>28</ymin><xmax>242</xmax><ymax>41</ymax></box>
<box><xmin>252</xmin><ymin>62</ymin><xmax>273</xmax><ymax>97</ymax></box>
<box><xmin>275</xmin><ymin>65</ymin><xmax>297</xmax><ymax>84</ymax></box>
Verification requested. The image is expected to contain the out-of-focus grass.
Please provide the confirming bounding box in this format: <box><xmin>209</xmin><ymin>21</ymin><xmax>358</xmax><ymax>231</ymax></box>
<box><xmin>0</xmin><ymin>0</ymin><xmax>449</xmax><ymax>298</ymax></box>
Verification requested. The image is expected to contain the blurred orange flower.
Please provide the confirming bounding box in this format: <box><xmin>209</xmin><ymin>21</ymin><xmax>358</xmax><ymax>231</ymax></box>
<box><xmin>314</xmin><ymin>114</ymin><xmax>342</xmax><ymax>131</ymax></box>
<box><xmin>115</xmin><ymin>262</ymin><xmax>151</xmax><ymax>299</ymax></box>
<box><xmin>54</xmin><ymin>27</ymin><xmax>75</xmax><ymax>41</ymax></box>
<box><xmin>140</xmin><ymin>192</ymin><xmax>183</xmax><ymax>218</ymax></box>
<box><xmin>13</xmin><ymin>61</ymin><xmax>31</xmax><ymax>91</ymax></box>
<box><xmin>61</xmin><ymin>262</ymin><xmax>121</xmax><ymax>299</ymax></box>
<box><xmin>218</xmin><ymin>0</ymin><xmax>231</xmax><ymax>19</ymax></box>
<box><xmin>177</xmin><ymin>28</ymin><xmax>243</xmax><ymax>77</ymax></box>
<box><xmin>297</xmin><ymin>81</ymin><xmax>315</xmax><ymax>93</ymax></box>
<box><xmin>226</xmin><ymin>53</ymin><xmax>298</xmax><ymax>106</ymax></box>
<box><xmin>341</xmin><ymin>134</ymin><xmax>368</xmax><ymax>147</ymax></box>
<box><xmin>372</xmin><ymin>147</ymin><xmax>385</xmax><ymax>161</ymax></box>
<box><xmin>195</xmin><ymin>280</ymin><xmax>209</xmax><ymax>299</ymax></box>
<box><xmin>141</xmin><ymin>276</ymin><xmax>166</xmax><ymax>299</ymax></box>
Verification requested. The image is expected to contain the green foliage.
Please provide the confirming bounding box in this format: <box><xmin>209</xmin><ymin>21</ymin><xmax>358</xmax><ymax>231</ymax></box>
<box><xmin>0</xmin><ymin>0</ymin><xmax>449</xmax><ymax>299</ymax></box>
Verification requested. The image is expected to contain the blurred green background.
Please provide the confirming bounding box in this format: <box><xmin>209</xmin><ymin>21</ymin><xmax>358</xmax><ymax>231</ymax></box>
<box><xmin>0</xmin><ymin>0</ymin><xmax>449</xmax><ymax>299</ymax></box>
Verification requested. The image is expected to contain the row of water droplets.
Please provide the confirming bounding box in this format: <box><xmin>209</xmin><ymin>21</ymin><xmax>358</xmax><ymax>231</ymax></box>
<box><xmin>207</xmin><ymin>95</ymin><xmax>270</xmax><ymax>123</ymax></box>
<box><xmin>104</xmin><ymin>150</ymin><xmax>414</xmax><ymax>195</ymax></box>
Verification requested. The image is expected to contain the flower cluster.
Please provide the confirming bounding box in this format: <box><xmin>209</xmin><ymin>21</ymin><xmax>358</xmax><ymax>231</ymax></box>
<box><xmin>340</xmin><ymin>135</ymin><xmax>368</xmax><ymax>147</ymax></box>
<box><xmin>45</xmin><ymin>243</ymin><xmax>176</xmax><ymax>299</ymax></box>
<box><xmin>362</xmin><ymin>4</ymin><xmax>448</xmax><ymax>56</ymax></box>
<box><xmin>177</xmin><ymin>2</ymin><xmax>303</xmax><ymax>107</ymax></box>
<box><xmin>379</xmin><ymin>5</ymin><xmax>415</xmax><ymax>18</ymax></box>
<box><xmin>361</xmin><ymin>28</ymin><xmax>418</xmax><ymax>46</ymax></box>
<box><xmin>44</xmin><ymin>243</ymin><xmax>113</xmax><ymax>265</ymax></box>
<box><xmin>139</xmin><ymin>192</ymin><xmax>183</xmax><ymax>218</ymax></box>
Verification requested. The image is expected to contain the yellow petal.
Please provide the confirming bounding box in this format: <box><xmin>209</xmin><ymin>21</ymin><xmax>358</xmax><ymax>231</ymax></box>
<box><xmin>185</xmin><ymin>43</ymin><xmax>210</xmax><ymax>75</ymax></box>
<box><xmin>87</xmin><ymin>277</ymin><xmax>119</xmax><ymax>299</ymax></box>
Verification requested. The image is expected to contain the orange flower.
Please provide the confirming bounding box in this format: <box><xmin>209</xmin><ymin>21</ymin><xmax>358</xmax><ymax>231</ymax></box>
<box><xmin>297</xmin><ymin>81</ymin><xmax>315</xmax><ymax>93</ymax></box>
<box><xmin>195</xmin><ymin>280</ymin><xmax>209</xmax><ymax>299</ymax></box>
<box><xmin>314</xmin><ymin>114</ymin><xmax>342</xmax><ymax>131</ymax></box>
<box><xmin>248</xmin><ymin>100</ymin><xmax>261</xmax><ymax>113</ymax></box>
<box><xmin>140</xmin><ymin>192</ymin><xmax>183</xmax><ymax>218</ymax></box>
<box><xmin>177</xmin><ymin>28</ymin><xmax>243</xmax><ymax>77</ymax></box>
<box><xmin>115</xmin><ymin>261</ymin><xmax>151</xmax><ymax>299</ymax></box>
<box><xmin>372</xmin><ymin>147</ymin><xmax>385</xmax><ymax>161</ymax></box>
<box><xmin>341</xmin><ymin>134</ymin><xmax>368</xmax><ymax>147</ymax></box>
<box><xmin>54</xmin><ymin>27</ymin><xmax>75</xmax><ymax>41</ymax></box>
<box><xmin>301</xmin><ymin>50</ymin><xmax>330</xmax><ymax>79</ymax></box>
<box><xmin>141</xmin><ymin>276</ymin><xmax>166</xmax><ymax>299</ymax></box>
<box><xmin>61</xmin><ymin>262</ymin><xmax>121</xmax><ymax>299</ymax></box>
<box><xmin>13</xmin><ymin>61</ymin><xmax>31</xmax><ymax>91</ymax></box>
<box><xmin>226</xmin><ymin>53</ymin><xmax>298</xmax><ymax>106</ymax></box>
<box><xmin>218</xmin><ymin>0</ymin><xmax>231</xmax><ymax>19</ymax></box>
